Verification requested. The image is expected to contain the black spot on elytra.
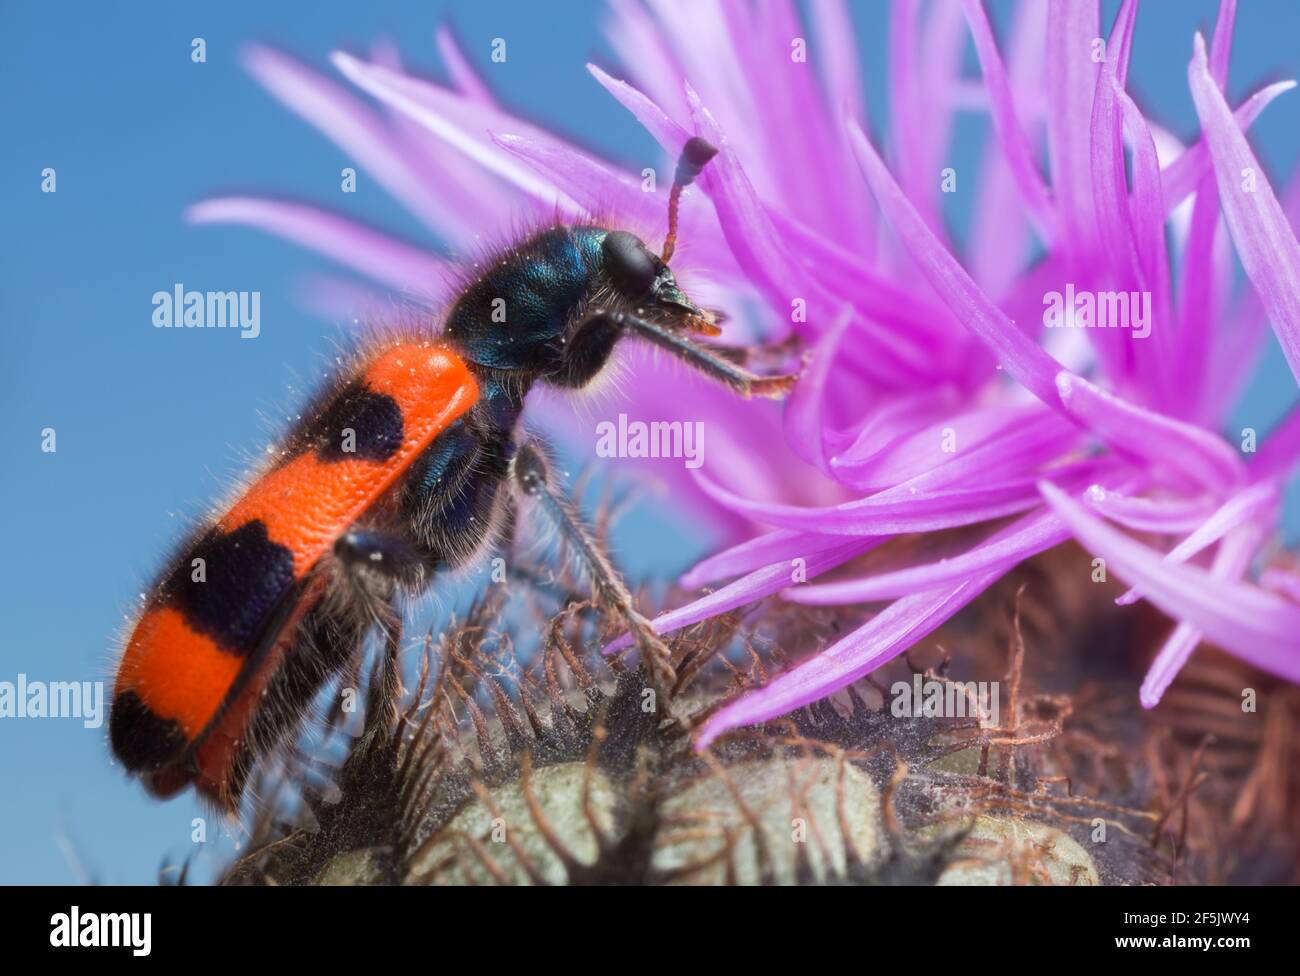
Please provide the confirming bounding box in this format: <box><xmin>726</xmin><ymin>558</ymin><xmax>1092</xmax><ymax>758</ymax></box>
<box><xmin>314</xmin><ymin>383</ymin><xmax>404</xmax><ymax>462</ymax></box>
<box><xmin>166</xmin><ymin>520</ymin><xmax>296</xmax><ymax>654</ymax></box>
<box><xmin>110</xmin><ymin>691</ymin><xmax>188</xmax><ymax>771</ymax></box>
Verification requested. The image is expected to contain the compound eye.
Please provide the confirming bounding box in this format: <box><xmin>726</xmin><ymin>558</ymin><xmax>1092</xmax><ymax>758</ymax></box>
<box><xmin>602</xmin><ymin>230</ymin><xmax>659</xmax><ymax>297</ymax></box>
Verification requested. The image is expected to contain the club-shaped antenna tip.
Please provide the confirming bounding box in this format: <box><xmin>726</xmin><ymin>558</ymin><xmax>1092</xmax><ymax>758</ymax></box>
<box><xmin>675</xmin><ymin>137</ymin><xmax>719</xmax><ymax>186</ymax></box>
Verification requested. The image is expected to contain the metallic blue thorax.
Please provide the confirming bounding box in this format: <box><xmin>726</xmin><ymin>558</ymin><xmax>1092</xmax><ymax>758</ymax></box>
<box><xmin>444</xmin><ymin>226</ymin><xmax>608</xmax><ymax>371</ymax></box>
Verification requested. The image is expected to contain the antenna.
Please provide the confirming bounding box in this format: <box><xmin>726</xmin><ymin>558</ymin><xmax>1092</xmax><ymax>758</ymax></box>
<box><xmin>661</xmin><ymin>136</ymin><xmax>718</xmax><ymax>265</ymax></box>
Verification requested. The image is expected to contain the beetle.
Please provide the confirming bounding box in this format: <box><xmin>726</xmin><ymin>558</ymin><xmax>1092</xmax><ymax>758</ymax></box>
<box><xmin>109</xmin><ymin>137</ymin><xmax>796</xmax><ymax>809</ymax></box>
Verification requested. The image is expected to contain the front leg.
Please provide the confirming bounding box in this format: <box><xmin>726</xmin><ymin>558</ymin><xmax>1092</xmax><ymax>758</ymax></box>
<box><xmin>552</xmin><ymin>309</ymin><xmax>797</xmax><ymax>398</ymax></box>
<box><xmin>549</xmin><ymin>310</ymin><xmax>623</xmax><ymax>389</ymax></box>
<box><xmin>508</xmin><ymin>439</ymin><xmax>682</xmax><ymax>719</ymax></box>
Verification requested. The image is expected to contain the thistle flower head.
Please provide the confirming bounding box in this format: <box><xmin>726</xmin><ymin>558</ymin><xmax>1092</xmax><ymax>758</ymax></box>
<box><xmin>191</xmin><ymin>0</ymin><xmax>1300</xmax><ymax>751</ymax></box>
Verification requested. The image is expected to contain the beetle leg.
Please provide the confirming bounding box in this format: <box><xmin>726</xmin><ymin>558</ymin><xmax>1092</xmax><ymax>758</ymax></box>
<box><xmin>560</xmin><ymin>309</ymin><xmax>797</xmax><ymax>398</ymax></box>
<box><xmin>507</xmin><ymin>438</ymin><xmax>682</xmax><ymax>718</ymax></box>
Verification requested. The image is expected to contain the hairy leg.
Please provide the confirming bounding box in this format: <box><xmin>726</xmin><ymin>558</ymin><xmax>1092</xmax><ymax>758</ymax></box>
<box><xmin>508</xmin><ymin>438</ymin><xmax>681</xmax><ymax>719</ymax></box>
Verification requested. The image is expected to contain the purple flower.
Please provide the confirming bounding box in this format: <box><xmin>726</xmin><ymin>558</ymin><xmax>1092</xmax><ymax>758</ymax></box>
<box><xmin>190</xmin><ymin>1</ymin><xmax>1300</xmax><ymax>751</ymax></box>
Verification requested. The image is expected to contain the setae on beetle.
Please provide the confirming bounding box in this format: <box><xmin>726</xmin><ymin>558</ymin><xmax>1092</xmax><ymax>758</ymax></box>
<box><xmin>109</xmin><ymin>137</ymin><xmax>796</xmax><ymax>809</ymax></box>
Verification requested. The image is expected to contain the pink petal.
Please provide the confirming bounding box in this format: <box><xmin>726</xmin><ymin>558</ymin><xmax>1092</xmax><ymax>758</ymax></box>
<box><xmin>1115</xmin><ymin>480</ymin><xmax>1278</xmax><ymax>605</ymax></box>
<box><xmin>601</xmin><ymin>0</ymin><xmax>691</xmax><ymax>124</ymax></box>
<box><xmin>783</xmin><ymin>507</ymin><xmax>1069</xmax><ymax>605</ymax></box>
<box><xmin>1040</xmin><ymin>482</ymin><xmax>1300</xmax><ymax>683</ymax></box>
<box><xmin>688</xmin><ymin>88</ymin><xmax>941</xmax><ymax>386</ymax></box>
<box><xmin>889</xmin><ymin>0</ymin><xmax>963</xmax><ymax>237</ymax></box>
<box><xmin>1172</xmin><ymin>0</ymin><xmax>1237</xmax><ymax>415</ymax></box>
<box><xmin>1188</xmin><ymin>33</ymin><xmax>1300</xmax><ymax>382</ymax></box>
<box><xmin>692</xmin><ymin>461</ymin><xmax>1101</xmax><ymax>536</ymax></box>
<box><xmin>587</xmin><ymin>62</ymin><xmax>690</xmax><ymax>156</ymax></box>
<box><xmin>1140</xmin><ymin>519</ymin><xmax>1265</xmax><ymax>707</ymax></box>
<box><xmin>1113</xmin><ymin>83</ymin><xmax>1177</xmax><ymax>403</ymax></box>
<box><xmin>1045</xmin><ymin>0</ymin><xmax>1101</xmax><ymax>261</ymax></box>
<box><xmin>637</xmin><ymin>0</ymin><xmax>765</xmax><ymax>174</ymax></box>
<box><xmin>743</xmin><ymin>0</ymin><xmax>868</xmax><ymax>251</ymax></box>
<box><xmin>1088</xmin><ymin>56</ymin><xmax>1141</xmax><ymax>382</ymax></box>
<box><xmin>242</xmin><ymin>45</ymin><xmax>465</xmax><ymax>238</ymax></box>
<box><xmin>368</xmin><ymin>36</ymin><xmax>403</xmax><ymax>72</ymax></box>
<box><xmin>434</xmin><ymin>25</ymin><xmax>495</xmax><ymax>104</ymax></box>
<box><xmin>1160</xmin><ymin>80</ymin><xmax>1295</xmax><ymax>215</ymax></box>
<box><xmin>960</xmin><ymin>0</ymin><xmax>1055</xmax><ymax>240</ymax></box>
<box><xmin>680</xmin><ymin>529</ymin><xmax>855</xmax><ymax>589</ymax></box>
<box><xmin>768</xmin><ymin>211</ymin><xmax>964</xmax><ymax>348</ymax></box>
<box><xmin>186</xmin><ymin>197</ymin><xmax>449</xmax><ymax>298</ymax></box>
<box><xmin>833</xmin><ymin>402</ymin><xmax>1072</xmax><ymax>492</ymax></box>
<box><xmin>1208</xmin><ymin>0</ymin><xmax>1238</xmax><ymax>87</ymax></box>
<box><xmin>1055</xmin><ymin>371</ymin><xmax>1244</xmax><ymax>492</ymax></box>
<box><xmin>809</xmin><ymin>0</ymin><xmax>866</xmax><ymax>125</ymax></box>
<box><xmin>1107</xmin><ymin>0</ymin><xmax>1138</xmax><ymax>87</ymax></box>
<box><xmin>1251</xmin><ymin>403</ymin><xmax>1300</xmax><ymax>482</ymax></box>
<box><xmin>968</xmin><ymin>0</ymin><xmax>1048</xmax><ymax>296</ymax></box>
<box><xmin>331</xmin><ymin>52</ymin><xmax>578</xmax><ymax>210</ymax></box>
<box><xmin>1175</xmin><ymin>171</ymin><xmax>1221</xmax><ymax>416</ymax></box>
<box><xmin>1140</xmin><ymin>624</ymin><xmax>1202</xmax><ymax>709</ymax></box>
<box><xmin>491</xmin><ymin>131</ymin><xmax>732</xmax><ymax>273</ymax></box>
<box><xmin>592</xmin><ymin>64</ymin><xmax>969</xmax><ymax>371</ymax></box>
<box><xmin>1201</xmin><ymin>162</ymin><xmax>1300</xmax><ymax>423</ymax></box>
<box><xmin>831</xmin><ymin>390</ymin><xmax>964</xmax><ymax>474</ymax></box>
<box><xmin>695</xmin><ymin>568</ymin><xmax>1007</xmax><ymax>749</ymax></box>
<box><xmin>845</xmin><ymin>115</ymin><xmax>1065</xmax><ymax>405</ymax></box>
<box><xmin>605</xmin><ymin>537</ymin><xmax>871</xmax><ymax>654</ymax></box>
<box><xmin>784</xmin><ymin>309</ymin><xmax>851</xmax><ymax>472</ymax></box>
<box><xmin>294</xmin><ymin>273</ymin><xmax>393</xmax><ymax>323</ymax></box>
<box><xmin>1083</xmin><ymin>484</ymin><xmax>1216</xmax><ymax>533</ymax></box>
<box><xmin>1261</xmin><ymin>567</ymin><xmax>1300</xmax><ymax>602</ymax></box>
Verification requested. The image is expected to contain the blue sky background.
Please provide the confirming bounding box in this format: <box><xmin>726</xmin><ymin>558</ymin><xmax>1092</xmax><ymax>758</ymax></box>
<box><xmin>2</xmin><ymin>0</ymin><xmax>1299</xmax><ymax>884</ymax></box>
